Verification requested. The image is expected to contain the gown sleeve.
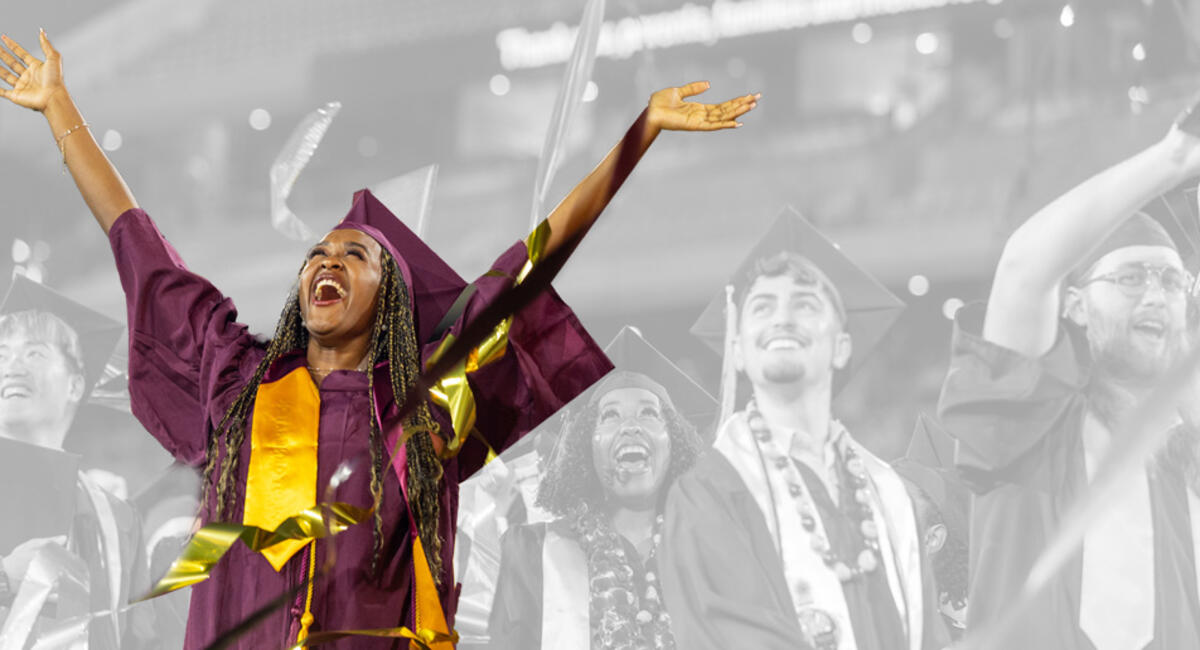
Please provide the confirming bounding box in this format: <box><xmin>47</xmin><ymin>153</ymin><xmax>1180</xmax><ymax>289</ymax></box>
<box><xmin>107</xmin><ymin>209</ymin><xmax>262</xmax><ymax>466</ymax></box>
<box><xmin>659</xmin><ymin>452</ymin><xmax>812</xmax><ymax>650</ymax></box>
<box><xmin>426</xmin><ymin>240</ymin><xmax>612</xmax><ymax>482</ymax></box>
<box><xmin>936</xmin><ymin>302</ymin><xmax>1087</xmax><ymax>492</ymax></box>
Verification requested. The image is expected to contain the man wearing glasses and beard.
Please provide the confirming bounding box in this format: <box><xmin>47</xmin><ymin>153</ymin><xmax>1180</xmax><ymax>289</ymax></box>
<box><xmin>938</xmin><ymin>103</ymin><xmax>1200</xmax><ymax>649</ymax></box>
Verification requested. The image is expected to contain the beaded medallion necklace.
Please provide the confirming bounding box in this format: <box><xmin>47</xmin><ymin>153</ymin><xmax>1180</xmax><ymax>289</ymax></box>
<box><xmin>570</xmin><ymin>505</ymin><xmax>675</xmax><ymax>650</ymax></box>
<box><xmin>746</xmin><ymin>399</ymin><xmax>881</xmax><ymax>582</ymax></box>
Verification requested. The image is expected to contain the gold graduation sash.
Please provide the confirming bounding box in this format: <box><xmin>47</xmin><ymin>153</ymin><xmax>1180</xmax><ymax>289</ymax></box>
<box><xmin>243</xmin><ymin>367</ymin><xmax>320</xmax><ymax>571</ymax></box>
<box><xmin>412</xmin><ymin>536</ymin><xmax>455</xmax><ymax>650</ymax></box>
<box><xmin>140</xmin><ymin>215</ymin><xmax>560</xmax><ymax>638</ymax></box>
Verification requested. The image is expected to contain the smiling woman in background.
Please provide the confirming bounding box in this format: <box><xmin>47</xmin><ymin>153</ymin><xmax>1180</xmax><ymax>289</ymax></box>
<box><xmin>0</xmin><ymin>27</ymin><xmax>757</xmax><ymax>649</ymax></box>
<box><xmin>488</xmin><ymin>368</ymin><xmax>705</xmax><ymax>650</ymax></box>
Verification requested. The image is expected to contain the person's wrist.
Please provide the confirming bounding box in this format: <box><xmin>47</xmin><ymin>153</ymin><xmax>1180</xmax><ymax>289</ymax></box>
<box><xmin>41</xmin><ymin>86</ymin><xmax>73</xmax><ymax>120</ymax></box>
<box><xmin>640</xmin><ymin>105</ymin><xmax>663</xmax><ymax>139</ymax></box>
<box><xmin>1147</xmin><ymin>134</ymin><xmax>1196</xmax><ymax>185</ymax></box>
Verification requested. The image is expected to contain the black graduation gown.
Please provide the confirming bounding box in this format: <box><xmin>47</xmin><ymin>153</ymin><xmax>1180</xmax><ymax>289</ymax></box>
<box><xmin>938</xmin><ymin>303</ymin><xmax>1200</xmax><ymax>650</ymax></box>
<box><xmin>659</xmin><ymin>448</ymin><xmax>944</xmax><ymax>650</ymax></box>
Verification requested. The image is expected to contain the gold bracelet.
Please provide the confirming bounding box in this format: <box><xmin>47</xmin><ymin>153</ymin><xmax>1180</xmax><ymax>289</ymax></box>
<box><xmin>55</xmin><ymin>121</ymin><xmax>89</xmax><ymax>171</ymax></box>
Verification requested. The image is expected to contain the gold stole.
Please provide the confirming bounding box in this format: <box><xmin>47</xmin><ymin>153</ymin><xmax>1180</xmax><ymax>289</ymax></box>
<box><xmin>384</xmin><ymin>397</ymin><xmax>456</xmax><ymax>649</ymax></box>
<box><xmin>243</xmin><ymin>365</ymin><xmax>455</xmax><ymax>647</ymax></box>
<box><xmin>412</xmin><ymin>536</ymin><xmax>454</xmax><ymax>649</ymax></box>
<box><xmin>243</xmin><ymin>367</ymin><xmax>320</xmax><ymax>571</ymax></box>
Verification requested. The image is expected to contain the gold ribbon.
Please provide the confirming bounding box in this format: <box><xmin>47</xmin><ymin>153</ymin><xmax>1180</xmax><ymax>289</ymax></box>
<box><xmin>141</xmin><ymin>501</ymin><xmax>461</xmax><ymax>647</ymax></box>
<box><xmin>139</xmin><ymin>501</ymin><xmax>373</xmax><ymax>601</ymax></box>
<box><xmin>426</xmin><ymin>219</ymin><xmax>551</xmax><ymax>461</ymax></box>
<box><xmin>141</xmin><ymin>221</ymin><xmax>556</xmax><ymax>640</ymax></box>
<box><xmin>295</xmin><ymin>625</ymin><xmax>458</xmax><ymax>649</ymax></box>
<box><xmin>517</xmin><ymin>218</ymin><xmax>551</xmax><ymax>283</ymax></box>
<box><xmin>426</xmin><ymin>331</ymin><xmax>506</xmax><ymax>460</ymax></box>
<box><xmin>243</xmin><ymin>367</ymin><xmax>321</xmax><ymax>571</ymax></box>
<box><xmin>292</xmin><ymin>538</ymin><xmax>458</xmax><ymax>649</ymax></box>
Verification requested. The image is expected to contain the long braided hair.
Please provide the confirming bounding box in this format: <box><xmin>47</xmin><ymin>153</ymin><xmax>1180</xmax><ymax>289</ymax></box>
<box><xmin>198</xmin><ymin>253</ymin><xmax>446</xmax><ymax>581</ymax></box>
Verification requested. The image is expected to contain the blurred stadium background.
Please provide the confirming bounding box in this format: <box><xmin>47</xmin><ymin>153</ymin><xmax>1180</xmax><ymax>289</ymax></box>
<box><xmin>1</xmin><ymin>0</ymin><xmax>1196</xmax><ymax>490</ymax></box>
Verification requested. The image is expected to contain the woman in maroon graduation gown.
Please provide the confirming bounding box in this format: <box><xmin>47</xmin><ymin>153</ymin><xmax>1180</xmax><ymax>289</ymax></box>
<box><xmin>0</xmin><ymin>29</ymin><xmax>757</xmax><ymax>648</ymax></box>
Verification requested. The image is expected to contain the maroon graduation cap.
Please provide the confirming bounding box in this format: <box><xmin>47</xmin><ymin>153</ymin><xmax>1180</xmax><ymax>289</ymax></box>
<box><xmin>333</xmin><ymin>188</ymin><xmax>469</xmax><ymax>346</ymax></box>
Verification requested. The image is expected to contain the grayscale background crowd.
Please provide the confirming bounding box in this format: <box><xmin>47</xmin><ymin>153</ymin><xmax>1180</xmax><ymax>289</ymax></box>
<box><xmin>2</xmin><ymin>0</ymin><xmax>1197</xmax><ymax>648</ymax></box>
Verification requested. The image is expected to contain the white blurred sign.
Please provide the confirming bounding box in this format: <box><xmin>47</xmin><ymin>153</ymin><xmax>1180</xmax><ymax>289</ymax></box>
<box><xmin>497</xmin><ymin>0</ymin><xmax>985</xmax><ymax>70</ymax></box>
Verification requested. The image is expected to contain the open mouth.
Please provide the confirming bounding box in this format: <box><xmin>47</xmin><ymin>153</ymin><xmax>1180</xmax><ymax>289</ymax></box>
<box><xmin>1132</xmin><ymin>319</ymin><xmax>1166</xmax><ymax>340</ymax></box>
<box><xmin>1</xmin><ymin>384</ymin><xmax>32</xmax><ymax>399</ymax></box>
<box><xmin>311</xmin><ymin>276</ymin><xmax>347</xmax><ymax>306</ymax></box>
<box><xmin>762</xmin><ymin>335</ymin><xmax>808</xmax><ymax>351</ymax></box>
<box><xmin>614</xmin><ymin>443</ymin><xmax>651</xmax><ymax>473</ymax></box>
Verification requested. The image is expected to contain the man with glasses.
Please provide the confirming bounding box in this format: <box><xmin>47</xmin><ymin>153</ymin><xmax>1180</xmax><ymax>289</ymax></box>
<box><xmin>938</xmin><ymin>105</ymin><xmax>1200</xmax><ymax>649</ymax></box>
<box><xmin>1079</xmin><ymin>262</ymin><xmax>1193</xmax><ymax>296</ymax></box>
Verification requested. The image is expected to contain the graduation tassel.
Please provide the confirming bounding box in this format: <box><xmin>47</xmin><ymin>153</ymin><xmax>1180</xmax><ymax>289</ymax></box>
<box><xmin>717</xmin><ymin>284</ymin><xmax>738</xmax><ymax>430</ymax></box>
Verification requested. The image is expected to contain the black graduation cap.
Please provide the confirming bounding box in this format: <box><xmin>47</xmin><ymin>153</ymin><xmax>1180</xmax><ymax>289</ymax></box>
<box><xmin>1143</xmin><ymin>186</ymin><xmax>1200</xmax><ymax>270</ymax></box>
<box><xmin>598</xmin><ymin>326</ymin><xmax>718</xmax><ymax>429</ymax></box>
<box><xmin>503</xmin><ymin>326</ymin><xmax>718</xmax><ymax>460</ymax></box>
<box><xmin>0</xmin><ymin>274</ymin><xmax>125</xmax><ymax>396</ymax></box>
<box><xmin>1128</xmin><ymin>188</ymin><xmax>1200</xmax><ymax>327</ymax></box>
<box><xmin>690</xmin><ymin>207</ymin><xmax>906</xmax><ymax>417</ymax></box>
<box><xmin>904</xmin><ymin>412</ymin><xmax>956</xmax><ymax>471</ymax></box>
<box><xmin>892</xmin><ymin>413</ymin><xmax>968</xmax><ymax>540</ymax></box>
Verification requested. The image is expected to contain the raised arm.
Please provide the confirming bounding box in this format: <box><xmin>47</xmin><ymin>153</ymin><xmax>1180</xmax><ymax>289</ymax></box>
<box><xmin>542</xmin><ymin>81</ymin><xmax>757</xmax><ymax>256</ymax></box>
<box><xmin>0</xmin><ymin>30</ymin><xmax>136</xmax><ymax>234</ymax></box>
<box><xmin>985</xmin><ymin>111</ymin><xmax>1200</xmax><ymax>357</ymax></box>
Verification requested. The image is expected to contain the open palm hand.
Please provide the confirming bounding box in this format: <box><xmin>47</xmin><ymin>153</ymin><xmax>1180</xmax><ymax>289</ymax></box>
<box><xmin>0</xmin><ymin>30</ymin><xmax>63</xmax><ymax>112</ymax></box>
<box><xmin>647</xmin><ymin>81</ymin><xmax>758</xmax><ymax>132</ymax></box>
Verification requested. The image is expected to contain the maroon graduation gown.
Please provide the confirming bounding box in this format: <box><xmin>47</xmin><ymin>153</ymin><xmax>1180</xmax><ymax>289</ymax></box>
<box><xmin>108</xmin><ymin>208</ymin><xmax>611</xmax><ymax>649</ymax></box>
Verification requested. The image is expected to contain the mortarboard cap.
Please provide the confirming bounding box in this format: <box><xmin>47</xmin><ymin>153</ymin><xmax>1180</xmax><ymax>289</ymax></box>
<box><xmin>691</xmin><ymin>207</ymin><xmax>906</xmax><ymax>418</ymax></box>
<box><xmin>1068</xmin><ymin>186</ymin><xmax>1200</xmax><ymax>283</ymax></box>
<box><xmin>903</xmin><ymin>411</ymin><xmax>956</xmax><ymax>472</ymax></box>
<box><xmin>505</xmin><ymin>326</ymin><xmax>717</xmax><ymax>460</ymax></box>
<box><xmin>0</xmin><ymin>274</ymin><xmax>124</xmax><ymax>396</ymax></box>
<box><xmin>367</xmin><ymin>164</ymin><xmax>439</xmax><ymax>239</ymax></box>
<box><xmin>334</xmin><ymin>188</ymin><xmax>467</xmax><ymax>346</ymax></box>
<box><xmin>893</xmin><ymin>413</ymin><xmax>969</xmax><ymax>540</ymax></box>
<box><xmin>1142</xmin><ymin>186</ymin><xmax>1200</xmax><ymax>271</ymax></box>
<box><xmin>1067</xmin><ymin>189</ymin><xmax>1200</xmax><ymax>325</ymax></box>
<box><xmin>596</xmin><ymin>326</ymin><xmax>718</xmax><ymax>428</ymax></box>
<box><xmin>1069</xmin><ymin>211</ymin><xmax>1180</xmax><ymax>284</ymax></box>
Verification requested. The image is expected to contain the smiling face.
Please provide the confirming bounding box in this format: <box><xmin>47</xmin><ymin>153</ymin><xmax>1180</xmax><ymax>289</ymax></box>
<box><xmin>298</xmin><ymin>229</ymin><xmax>385</xmax><ymax>346</ymax></box>
<box><xmin>590</xmin><ymin>387</ymin><xmax>673</xmax><ymax>508</ymax></box>
<box><xmin>0</xmin><ymin>315</ymin><xmax>85</xmax><ymax>449</ymax></box>
<box><xmin>1065</xmin><ymin>245</ymin><xmax>1190</xmax><ymax>383</ymax></box>
<box><xmin>734</xmin><ymin>271</ymin><xmax>852</xmax><ymax>392</ymax></box>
